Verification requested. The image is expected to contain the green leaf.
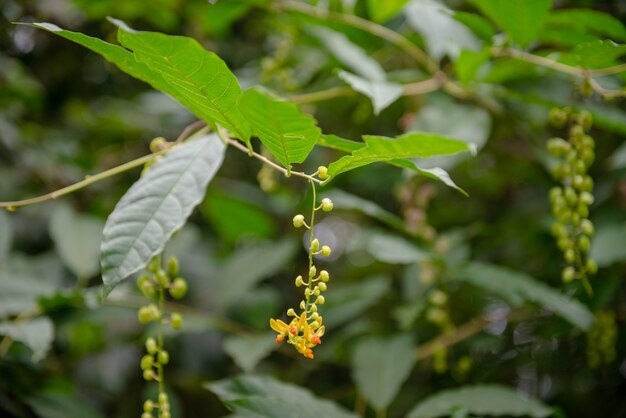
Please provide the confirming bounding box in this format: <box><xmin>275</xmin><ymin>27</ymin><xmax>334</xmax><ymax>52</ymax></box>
<box><xmin>404</xmin><ymin>0</ymin><xmax>480</xmax><ymax>61</ymax></box>
<box><xmin>223</xmin><ymin>333</ymin><xmax>276</xmax><ymax>373</ymax></box>
<box><xmin>205</xmin><ymin>375</ymin><xmax>359</xmax><ymax>418</ymax></box>
<box><xmin>0</xmin><ymin>273</ymin><xmax>56</xmax><ymax>317</ymax></box>
<box><xmin>0</xmin><ymin>317</ymin><xmax>54</xmax><ymax>361</ymax></box>
<box><xmin>545</xmin><ymin>9</ymin><xmax>626</xmax><ymax>42</ymax></box>
<box><xmin>365</xmin><ymin>232</ymin><xmax>426</xmax><ymax>264</ymax></box>
<box><xmin>325</xmin><ymin>189</ymin><xmax>406</xmax><ymax>232</ymax></box>
<box><xmin>111</xmin><ymin>19</ymin><xmax>250</xmax><ymax>141</ymax></box>
<box><xmin>202</xmin><ymin>190</ymin><xmax>277</xmax><ymax>243</ymax></box>
<box><xmin>467</xmin><ymin>0</ymin><xmax>552</xmax><ymax>48</ymax></box>
<box><xmin>323</xmin><ymin>276</ymin><xmax>390</xmax><ymax>326</ymax></box>
<box><xmin>366</xmin><ymin>0</ymin><xmax>410</xmax><ymax>23</ymax></box>
<box><xmin>239</xmin><ymin>87</ymin><xmax>320</xmax><ymax>172</ymax></box>
<box><xmin>317</xmin><ymin>134</ymin><xmax>364</xmax><ymax>153</ymax></box>
<box><xmin>453</xmin><ymin>11</ymin><xmax>496</xmax><ymax>41</ymax></box>
<box><xmin>29</xmin><ymin>22</ymin><xmax>250</xmax><ymax>142</ymax></box>
<box><xmin>351</xmin><ymin>334</ymin><xmax>415</xmax><ymax>411</ymax></box>
<box><xmin>0</xmin><ymin>210</ymin><xmax>11</xmax><ymax>268</ymax></box>
<box><xmin>27</xmin><ymin>392</ymin><xmax>105</xmax><ymax>418</ymax></box>
<box><xmin>558</xmin><ymin>40</ymin><xmax>626</xmax><ymax>69</ymax></box>
<box><xmin>455</xmin><ymin>48</ymin><xmax>491</xmax><ymax>84</ymax></box>
<box><xmin>308</xmin><ymin>26</ymin><xmax>386</xmax><ymax>81</ymax></box>
<box><xmin>408</xmin><ymin>94</ymin><xmax>491</xmax><ymax>170</ymax></box>
<box><xmin>337</xmin><ymin>70</ymin><xmax>403</xmax><ymax>115</ymax></box>
<box><xmin>100</xmin><ymin>135</ymin><xmax>225</xmax><ymax>290</ymax></box>
<box><xmin>216</xmin><ymin>239</ymin><xmax>297</xmax><ymax>310</ymax></box>
<box><xmin>589</xmin><ymin>223</ymin><xmax>626</xmax><ymax>267</ymax></box>
<box><xmin>49</xmin><ymin>204</ymin><xmax>104</xmax><ymax>279</ymax></box>
<box><xmin>536</xmin><ymin>28</ymin><xmax>599</xmax><ymax>48</ymax></box>
<box><xmin>453</xmin><ymin>262</ymin><xmax>593</xmax><ymax>330</ymax></box>
<box><xmin>327</xmin><ymin>132</ymin><xmax>471</xmax><ymax>179</ymax></box>
<box><xmin>407</xmin><ymin>384</ymin><xmax>553</xmax><ymax>418</ymax></box>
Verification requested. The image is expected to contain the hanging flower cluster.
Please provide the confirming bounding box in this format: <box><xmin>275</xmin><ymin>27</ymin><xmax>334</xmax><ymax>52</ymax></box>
<box><xmin>270</xmin><ymin>180</ymin><xmax>333</xmax><ymax>359</ymax></box>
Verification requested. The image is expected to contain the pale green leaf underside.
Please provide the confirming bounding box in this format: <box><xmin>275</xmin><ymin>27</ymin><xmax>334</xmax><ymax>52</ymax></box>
<box><xmin>327</xmin><ymin>132</ymin><xmax>471</xmax><ymax>178</ymax></box>
<box><xmin>407</xmin><ymin>384</ymin><xmax>553</xmax><ymax>418</ymax></box>
<box><xmin>338</xmin><ymin>70</ymin><xmax>404</xmax><ymax>115</ymax></box>
<box><xmin>352</xmin><ymin>334</ymin><xmax>415</xmax><ymax>411</ymax></box>
<box><xmin>100</xmin><ymin>135</ymin><xmax>225</xmax><ymax>290</ymax></box>
<box><xmin>206</xmin><ymin>375</ymin><xmax>358</xmax><ymax>418</ymax></box>
<box><xmin>240</xmin><ymin>87</ymin><xmax>320</xmax><ymax>171</ymax></box>
<box><xmin>0</xmin><ymin>210</ymin><xmax>11</xmax><ymax>267</ymax></box>
<box><xmin>453</xmin><ymin>262</ymin><xmax>593</xmax><ymax>330</ymax></box>
<box><xmin>0</xmin><ymin>317</ymin><xmax>54</xmax><ymax>362</ymax></box>
<box><xmin>29</xmin><ymin>21</ymin><xmax>250</xmax><ymax>142</ymax></box>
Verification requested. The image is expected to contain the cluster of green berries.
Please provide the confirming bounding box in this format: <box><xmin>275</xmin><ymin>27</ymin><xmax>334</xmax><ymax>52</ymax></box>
<box><xmin>547</xmin><ymin>108</ymin><xmax>597</xmax><ymax>289</ymax></box>
<box><xmin>586</xmin><ymin>311</ymin><xmax>617</xmax><ymax>369</ymax></box>
<box><xmin>137</xmin><ymin>256</ymin><xmax>186</xmax><ymax>418</ymax></box>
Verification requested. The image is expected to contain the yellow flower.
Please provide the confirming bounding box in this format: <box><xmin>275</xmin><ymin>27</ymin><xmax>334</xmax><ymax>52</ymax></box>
<box><xmin>269</xmin><ymin>312</ymin><xmax>325</xmax><ymax>359</ymax></box>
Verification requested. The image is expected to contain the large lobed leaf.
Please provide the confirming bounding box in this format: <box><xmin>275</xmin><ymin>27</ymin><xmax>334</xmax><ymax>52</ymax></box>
<box><xmin>327</xmin><ymin>132</ymin><xmax>471</xmax><ymax>178</ymax></box>
<box><xmin>29</xmin><ymin>21</ymin><xmax>250</xmax><ymax>142</ymax></box>
<box><xmin>452</xmin><ymin>262</ymin><xmax>593</xmax><ymax>330</ymax></box>
<box><xmin>407</xmin><ymin>384</ymin><xmax>553</xmax><ymax>418</ymax></box>
<box><xmin>205</xmin><ymin>375</ymin><xmax>359</xmax><ymax>418</ymax></box>
<box><xmin>100</xmin><ymin>135</ymin><xmax>225</xmax><ymax>290</ymax></box>
<box><xmin>239</xmin><ymin>87</ymin><xmax>320</xmax><ymax>173</ymax></box>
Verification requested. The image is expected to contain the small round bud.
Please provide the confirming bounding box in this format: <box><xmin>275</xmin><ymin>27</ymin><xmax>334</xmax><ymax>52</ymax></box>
<box><xmin>310</xmin><ymin>238</ymin><xmax>320</xmax><ymax>252</ymax></box>
<box><xmin>429</xmin><ymin>290</ymin><xmax>448</xmax><ymax>306</ymax></box>
<box><xmin>304</xmin><ymin>288</ymin><xmax>312</xmax><ymax>297</ymax></box>
<box><xmin>310</xmin><ymin>321</ymin><xmax>320</xmax><ymax>329</ymax></box>
<box><xmin>287</xmin><ymin>308</ymin><xmax>296</xmax><ymax>316</ymax></box>
<box><xmin>159</xmin><ymin>393</ymin><xmax>168</xmax><ymax>404</ymax></box>
<box><xmin>309</xmin><ymin>266</ymin><xmax>317</xmax><ymax>278</ymax></box>
<box><xmin>147</xmin><ymin>257</ymin><xmax>160</xmax><ymax>274</ymax></box>
<box><xmin>315</xmin><ymin>295</ymin><xmax>325</xmax><ymax>305</ymax></box>
<box><xmin>321</xmin><ymin>198</ymin><xmax>333</xmax><ymax>212</ymax></box>
<box><xmin>300</xmin><ymin>300</ymin><xmax>306</xmax><ymax>310</ymax></box>
<box><xmin>140</xmin><ymin>280</ymin><xmax>156</xmax><ymax>298</ymax></box>
<box><xmin>161</xmin><ymin>413</ymin><xmax>171</xmax><ymax>418</ymax></box>
<box><xmin>293</xmin><ymin>214</ymin><xmax>305</xmax><ymax>228</ymax></box>
<box><xmin>171</xmin><ymin>313</ymin><xmax>183</xmax><ymax>330</ymax></box>
<box><xmin>562</xmin><ymin>266</ymin><xmax>576</xmax><ymax>282</ymax></box>
<box><xmin>581</xmin><ymin>219</ymin><xmax>594</xmax><ymax>236</ymax></box>
<box><xmin>580</xmin><ymin>192</ymin><xmax>594</xmax><ymax>205</ymax></box>
<box><xmin>143</xmin><ymin>369</ymin><xmax>155</xmax><ymax>381</ymax></box>
<box><xmin>570</xmin><ymin>124</ymin><xmax>585</xmax><ymax>141</ymax></box>
<box><xmin>318</xmin><ymin>166</ymin><xmax>329</xmax><ymax>180</ymax></box>
<box><xmin>318</xmin><ymin>282</ymin><xmax>327</xmax><ymax>291</ymax></box>
<box><xmin>581</xmin><ymin>176</ymin><xmax>594</xmax><ymax>193</ymax></box>
<box><xmin>150</xmin><ymin>137</ymin><xmax>167</xmax><ymax>153</ymax></box>
<box><xmin>295</xmin><ymin>275</ymin><xmax>304</xmax><ymax>287</ymax></box>
<box><xmin>143</xmin><ymin>400</ymin><xmax>155</xmax><ymax>413</ymax></box>
<box><xmin>564</xmin><ymin>187</ymin><xmax>577</xmax><ymax>206</ymax></box>
<box><xmin>137</xmin><ymin>274</ymin><xmax>151</xmax><ymax>290</ymax></box>
<box><xmin>319</xmin><ymin>270</ymin><xmax>330</xmax><ymax>282</ymax></box>
<box><xmin>140</xmin><ymin>354</ymin><xmax>153</xmax><ymax>370</ymax></box>
<box><xmin>146</xmin><ymin>338</ymin><xmax>158</xmax><ymax>355</ymax></box>
<box><xmin>549</xmin><ymin>108</ymin><xmax>567</xmax><ymax>128</ymax></box>
<box><xmin>586</xmin><ymin>259</ymin><xmax>598</xmax><ymax>274</ymax></box>
<box><xmin>577</xmin><ymin>110</ymin><xmax>593</xmax><ymax>131</ymax></box>
<box><xmin>156</xmin><ymin>270</ymin><xmax>170</xmax><ymax>288</ymax></box>
<box><xmin>313</xmin><ymin>288</ymin><xmax>320</xmax><ymax>296</ymax></box>
<box><xmin>158</xmin><ymin>350</ymin><xmax>169</xmax><ymax>365</ymax></box>
<box><xmin>142</xmin><ymin>412</ymin><xmax>152</xmax><ymax>418</ymax></box>
<box><xmin>169</xmin><ymin>278</ymin><xmax>188</xmax><ymax>300</ymax></box>
<box><xmin>138</xmin><ymin>306</ymin><xmax>154</xmax><ymax>324</ymax></box>
<box><xmin>581</xmin><ymin>149</ymin><xmax>595</xmax><ymax>166</ymax></box>
<box><xmin>167</xmin><ymin>256</ymin><xmax>179</xmax><ymax>276</ymax></box>
<box><xmin>426</xmin><ymin>307</ymin><xmax>447</xmax><ymax>325</ymax></box>
<box><xmin>309</xmin><ymin>304</ymin><xmax>318</xmax><ymax>313</ymax></box>
<box><xmin>547</xmin><ymin>137</ymin><xmax>570</xmax><ymax>156</ymax></box>
<box><xmin>564</xmin><ymin>249</ymin><xmax>576</xmax><ymax>263</ymax></box>
<box><xmin>310</xmin><ymin>312</ymin><xmax>319</xmax><ymax>320</ymax></box>
<box><xmin>321</xmin><ymin>246</ymin><xmax>331</xmax><ymax>256</ymax></box>
<box><xmin>578</xmin><ymin>236</ymin><xmax>590</xmax><ymax>252</ymax></box>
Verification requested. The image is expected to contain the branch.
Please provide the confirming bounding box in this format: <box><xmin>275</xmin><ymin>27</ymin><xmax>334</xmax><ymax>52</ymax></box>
<box><xmin>216</xmin><ymin>126</ymin><xmax>324</xmax><ymax>185</ymax></box>
<box><xmin>0</xmin><ymin>120</ymin><xmax>206</xmax><ymax>210</ymax></box>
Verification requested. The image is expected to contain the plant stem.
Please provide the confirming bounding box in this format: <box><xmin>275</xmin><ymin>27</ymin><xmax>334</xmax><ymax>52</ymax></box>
<box><xmin>304</xmin><ymin>181</ymin><xmax>317</xmax><ymax>315</ymax></box>
<box><xmin>157</xmin><ymin>283</ymin><xmax>165</xmax><ymax>416</ymax></box>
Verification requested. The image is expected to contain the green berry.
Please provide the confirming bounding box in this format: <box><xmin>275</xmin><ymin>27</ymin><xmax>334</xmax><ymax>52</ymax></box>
<box><xmin>159</xmin><ymin>393</ymin><xmax>168</xmax><ymax>404</ymax></box>
<box><xmin>148</xmin><ymin>257</ymin><xmax>160</xmax><ymax>274</ymax></box>
<box><xmin>564</xmin><ymin>187</ymin><xmax>577</xmax><ymax>206</ymax></box>
<box><xmin>140</xmin><ymin>280</ymin><xmax>156</xmax><ymax>298</ymax></box>
<box><xmin>150</xmin><ymin>137</ymin><xmax>167</xmax><ymax>153</ymax></box>
<box><xmin>570</xmin><ymin>125</ymin><xmax>585</xmax><ymax>141</ymax></box>
<box><xmin>169</xmin><ymin>278</ymin><xmax>188</xmax><ymax>300</ymax></box>
<box><xmin>138</xmin><ymin>306</ymin><xmax>154</xmax><ymax>324</ymax></box>
<box><xmin>547</xmin><ymin>137</ymin><xmax>570</xmax><ymax>156</ymax></box>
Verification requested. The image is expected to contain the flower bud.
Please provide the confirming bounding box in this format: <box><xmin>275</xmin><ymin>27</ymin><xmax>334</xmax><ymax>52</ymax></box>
<box><xmin>321</xmin><ymin>245</ymin><xmax>331</xmax><ymax>256</ymax></box>
<box><xmin>295</xmin><ymin>275</ymin><xmax>304</xmax><ymax>287</ymax></box>
<box><xmin>138</xmin><ymin>306</ymin><xmax>154</xmax><ymax>324</ymax></box>
<box><xmin>581</xmin><ymin>219</ymin><xmax>594</xmax><ymax>236</ymax></box>
<box><xmin>156</xmin><ymin>270</ymin><xmax>170</xmax><ymax>288</ymax></box>
<box><xmin>169</xmin><ymin>278</ymin><xmax>188</xmax><ymax>300</ymax></box>
<box><xmin>318</xmin><ymin>282</ymin><xmax>327</xmax><ymax>291</ymax></box>
<box><xmin>310</xmin><ymin>238</ymin><xmax>320</xmax><ymax>252</ymax></box>
<box><xmin>549</xmin><ymin>108</ymin><xmax>567</xmax><ymax>128</ymax></box>
<box><xmin>562</xmin><ymin>266</ymin><xmax>576</xmax><ymax>282</ymax></box>
<box><xmin>170</xmin><ymin>312</ymin><xmax>183</xmax><ymax>330</ymax></box>
<box><xmin>158</xmin><ymin>350</ymin><xmax>169</xmax><ymax>365</ymax></box>
<box><xmin>315</xmin><ymin>295</ymin><xmax>325</xmax><ymax>305</ymax></box>
<box><xmin>565</xmin><ymin>249</ymin><xmax>576</xmax><ymax>263</ymax></box>
<box><xmin>143</xmin><ymin>369</ymin><xmax>155</xmax><ymax>381</ymax></box>
<box><xmin>150</xmin><ymin>137</ymin><xmax>167</xmax><ymax>153</ymax></box>
<box><xmin>167</xmin><ymin>256</ymin><xmax>179</xmax><ymax>276</ymax></box>
<box><xmin>429</xmin><ymin>289</ymin><xmax>448</xmax><ymax>306</ymax></box>
<box><xmin>321</xmin><ymin>198</ymin><xmax>333</xmax><ymax>212</ymax></box>
<box><xmin>318</xmin><ymin>165</ymin><xmax>329</xmax><ymax>180</ymax></box>
<box><xmin>586</xmin><ymin>259</ymin><xmax>598</xmax><ymax>274</ymax></box>
<box><xmin>146</xmin><ymin>337</ymin><xmax>158</xmax><ymax>355</ymax></box>
<box><xmin>287</xmin><ymin>308</ymin><xmax>296</xmax><ymax>316</ymax></box>
<box><xmin>159</xmin><ymin>393</ymin><xmax>168</xmax><ymax>404</ymax></box>
<box><xmin>319</xmin><ymin>270</ymin><xmax>330</xmax><ymax>282</ymax></box>
<box><xmin>309</xmin><ymin>304</ymin><xmax>318</xmax><ymax>313</ymax></box>
<box><xmin>148</xmin><ymin>257</ymin><xmax>160</xmax><ymax>274</ymax></box>
<box><xmin>143</xmin><ymin>400</ymin><xmax>155</xmax><ymax>413</ymax></box>
<box><xmin>309</xmin><ymin>266</ymin><xmax>317</xmax><ymax>278</ymax></box>
<box><xmin>578</xmin><ymin>236</ymin><xmax>590</xmax><ymax>252</ymax></box>
<box><xmin>140</xmin><ymin>354</ymin><xmax>153</xmax><ymax>370</ymax></box>
<box><xmin>293</xmin><ymin>214</ymin><xmax>305</xmax><ymax>228</ymax></box>
<box><xmin>140</xmin><ymin>280</ymin><xmax>156</xmax><ymax>298</ymax></box>
<box><xmin>142</xmin><ymin>412</ymin><xmax>152</xmax><ymax>418</ymax></box>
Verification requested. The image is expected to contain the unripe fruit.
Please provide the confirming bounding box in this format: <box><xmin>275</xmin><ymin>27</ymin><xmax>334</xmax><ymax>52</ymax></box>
<box><xmin>148</xmin><ymin>257</ymin><xmax>160</xmax><ymax>274</ymax></box>
<box><xmin>321</xmin><ymin>198</ymin><xmax>333</xmax><ymax>212</ymax></box>
<box><xmin>169</xmin><ymin>278</ymin><xmax>188</xmax><ymax>300</ymax></box>
<box><xmin>564</xmin><ymin>187</ymin><xmax>577</xmax><ymax>206</ymax></box>
<box><xmin>293</xmin><ymin>214</ymin><xmax>305</xmax><ymax>228</ymax></box>
<box><xmin>547</xmin><ymin>138</ymin><xmax>570</xmax><ymax>156</ymax></box>
<box><xmin>138</xmin><ymin>306</ymin><xmax>154</xmax><ymax>324</ymax></box>
<box><xmin>318</xmin><ymin>165</ymin><xmax>329</xmax><ymax>180</ymax></box>
<box><xmin>159</xmin><ymin>393</ymin><xmax>168</xmax><ymax>404</ymax></box>
<box><xmin>569</xmin><ymin>125</ymin><xmax>585</xmax><ymax>141</ymax></box>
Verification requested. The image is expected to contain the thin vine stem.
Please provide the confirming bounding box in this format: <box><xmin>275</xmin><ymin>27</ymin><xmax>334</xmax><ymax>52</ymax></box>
<box><xmin>304</xmin><ymin>181</ymin><xmax>317</xmax><ymax>315</ymax></box>
<box><xmin>157</xmin><ymin>274</ymin><xmax>165</xmax><ymax>416</ymax></box>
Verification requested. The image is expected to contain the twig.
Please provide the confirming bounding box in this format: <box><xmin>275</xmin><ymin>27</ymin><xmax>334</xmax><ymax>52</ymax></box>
<box><xmin>216</xmin><ymin>126</ymin><xmax>324</xmax><ymax>185</ymax></box>
<box><xmin>0</xmin><ymin>120</ymin><xmax>206</xmax><ymax>210</ymax></box>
